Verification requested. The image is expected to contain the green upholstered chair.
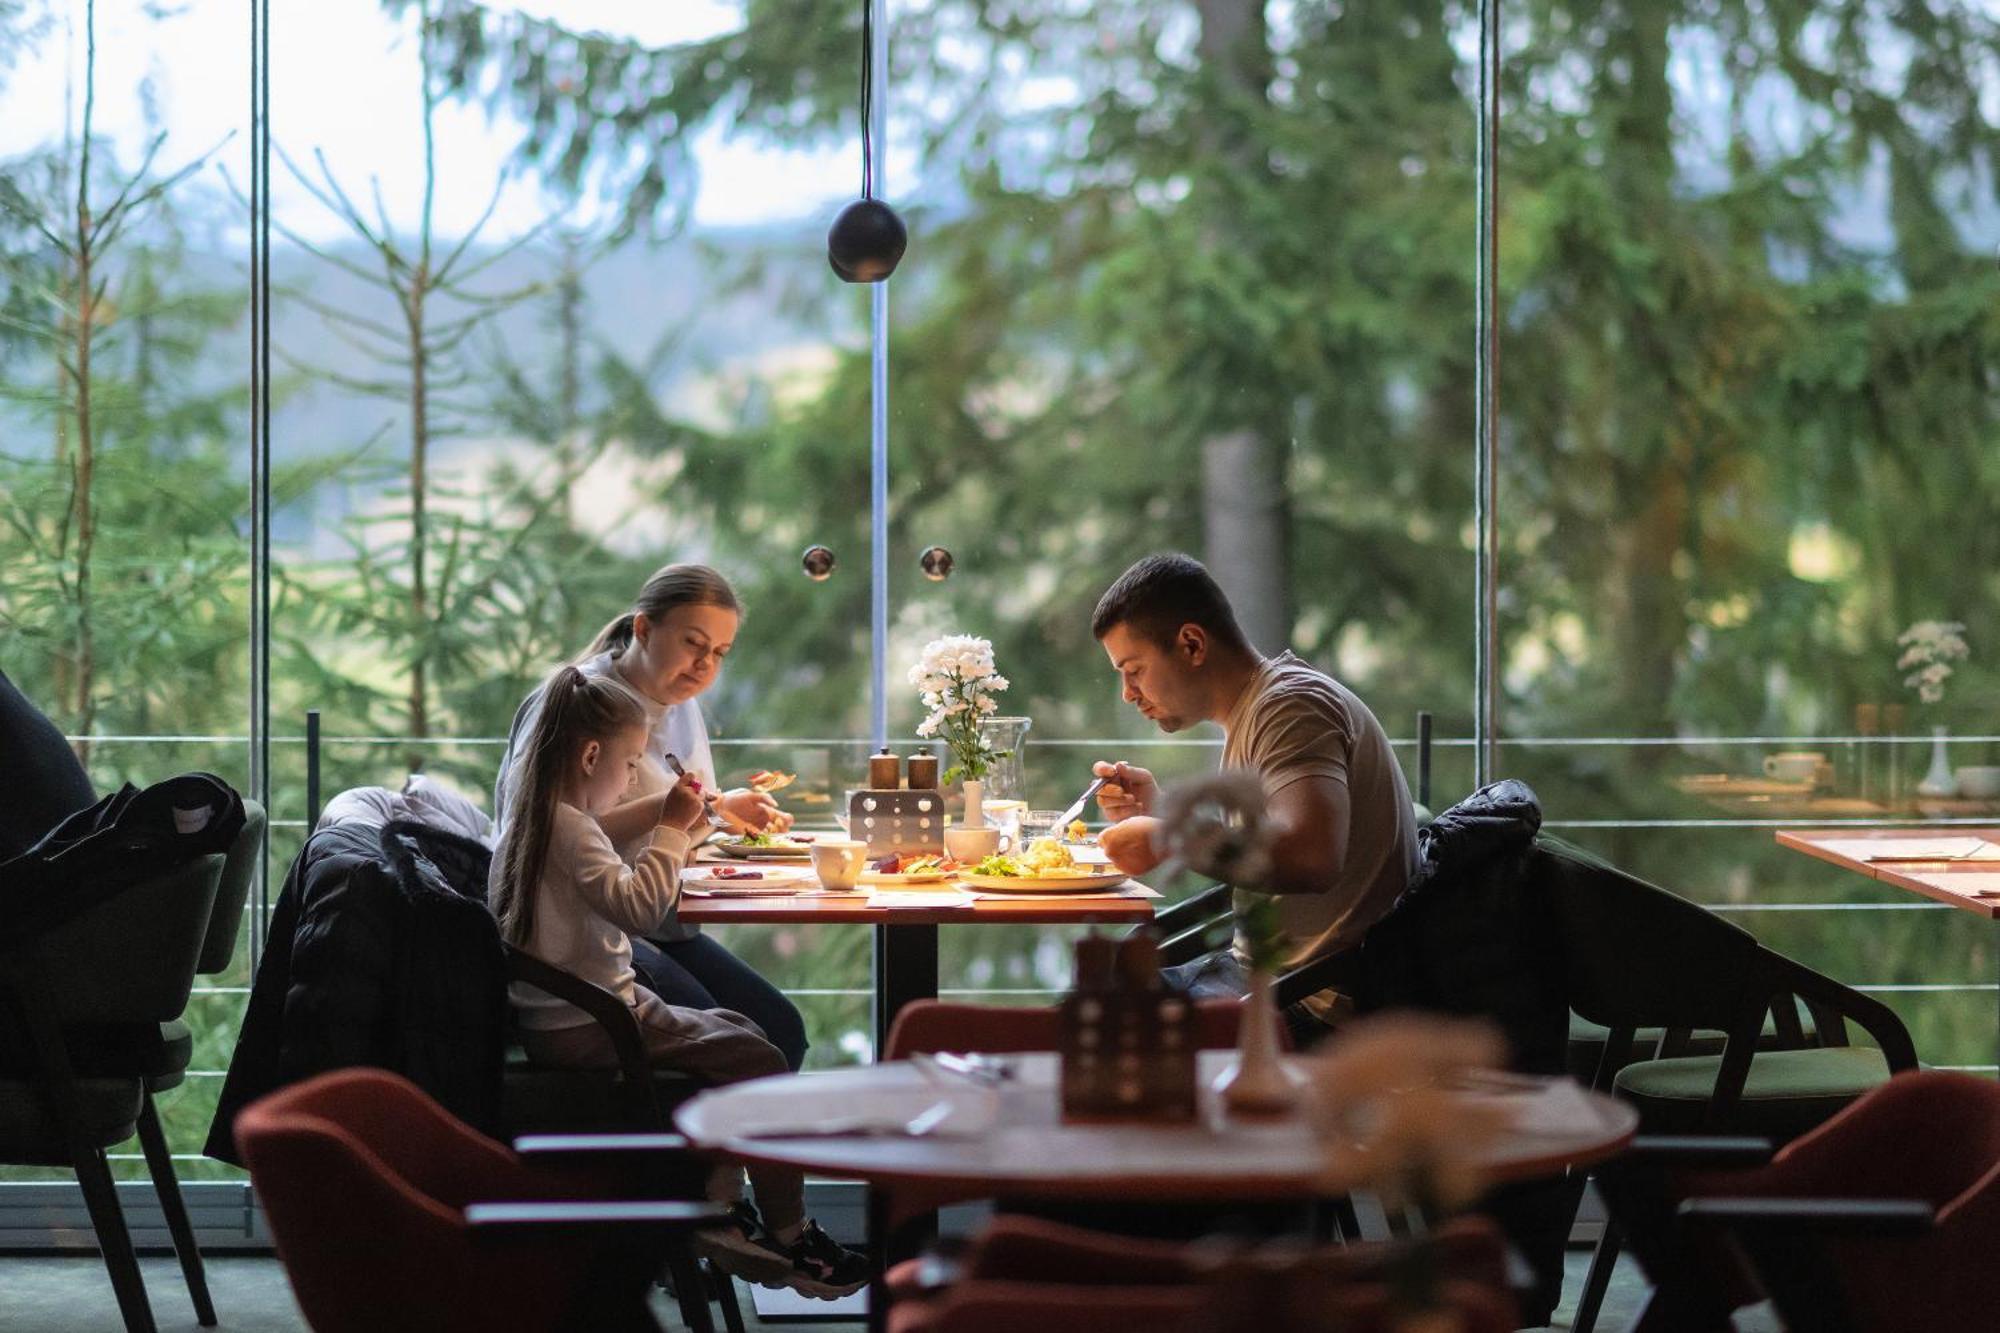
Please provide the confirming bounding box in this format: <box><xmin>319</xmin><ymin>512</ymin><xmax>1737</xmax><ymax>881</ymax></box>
<box><xmin>1540</xmin><ymin>837</ymin><xmax>1918</xmax><ymax>1332</ymax></box>
<box><xmin>1565</xmin><ymin>1004</ymin><xmax>1820</xmax><ymax>1083</ymax></box>
<box><xmin>0</xmin><ymin>850</ymin><xmax>227</xmax><ymax>1333</ymax></box>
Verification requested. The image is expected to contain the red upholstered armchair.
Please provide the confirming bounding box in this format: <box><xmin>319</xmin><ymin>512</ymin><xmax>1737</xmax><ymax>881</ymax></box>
<box><xmin>885</xmin><ymin>1213</ymin><xmax>1518</xmax><ymax>1333</ymax></box>
<box><xmin>1599</xmin><ymin>1070</ymin><xmax>2000</xmax><ymax>1333</ymax></box>
<box><xmin>235</xmin><ymin>1068</ymin><xmax>724</xmax><ymax>1333</ymax></box>
<box><xmin>1679</xmin><ymin>1069</ymin><xmax>2000</xmax><ymax>1333</ymax></box>
<box><xmin>884</xmin><ymin>997</ymin><xmax>1282</xmax><ymax>1060</ymax></box>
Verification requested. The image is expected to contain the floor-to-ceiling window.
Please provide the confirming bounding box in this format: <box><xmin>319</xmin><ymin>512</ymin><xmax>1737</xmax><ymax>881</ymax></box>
<box><xmin>1496</xmin><ymin>0</ymin><xmax>2000</xmax><ymax>1072</ymax></box>
<box><xmin>0</xmin><ymin>0</ymin><xmax>254</xmax><ymax>1184</ymax></box>
<box><xmin>5</xmin><ymin>0</ymin><xmax>1994</xmax><ymax>1229</ymax></box>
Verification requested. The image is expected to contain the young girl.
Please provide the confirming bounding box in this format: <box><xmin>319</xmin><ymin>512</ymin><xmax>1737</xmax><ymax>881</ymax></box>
<box><xmin>490</xmin><ymin>665</ymin><xmax>866</xmax><ymax>1298</ymax></box>
<box><xmin>493</xmin><ymin>564</ymin><xmax>809</xmax><ymax>1073</ymax></box>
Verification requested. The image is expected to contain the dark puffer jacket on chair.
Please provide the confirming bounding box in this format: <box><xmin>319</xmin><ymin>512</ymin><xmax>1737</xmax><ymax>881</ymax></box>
<box><xmin>206</xmin><ymin>820</ymin><xmax>507</xmax><ymax>1164</ymax></box>
<box><xmin>1355</xmin><ymin>778</ymin><xmax>1562</xmax><ymax>1073</ymax></box>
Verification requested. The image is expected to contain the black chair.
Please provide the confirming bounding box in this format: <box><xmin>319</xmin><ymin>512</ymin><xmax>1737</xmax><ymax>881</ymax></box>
<box><xmin>0</xmin><ymin>850</ymin><xmax>227</xmax><ymax>1333</ymax></box>
<box><xmin>1538</xmin><ymin>837</ymin><xmax>1919</xmax><ymax>1332</ymax></box>
<box><xmin>501</xmin><ymin>944</ymin><xmax>744</xmax><ymax>1333</ymax></box>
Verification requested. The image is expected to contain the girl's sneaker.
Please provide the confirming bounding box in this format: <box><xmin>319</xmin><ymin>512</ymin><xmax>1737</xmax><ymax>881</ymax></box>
<box><xmin>774</xmin><ymin>1219</ymin><xmax>870</xmax><ymax>1299</ymax></box>
<box><xmin>694</xmin><ymin>1201</ymin><xmax>791</xmax><ymax>1284</ymax></box>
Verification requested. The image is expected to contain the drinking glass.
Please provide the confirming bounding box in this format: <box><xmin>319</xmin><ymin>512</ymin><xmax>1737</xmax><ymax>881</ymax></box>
<box><xmin>1016</xmin><ymin>809</ymin><xmax>1066</xmax><ymax>847</ymax></box>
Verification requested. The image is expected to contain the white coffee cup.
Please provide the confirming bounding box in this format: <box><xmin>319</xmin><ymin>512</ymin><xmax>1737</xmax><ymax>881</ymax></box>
<box><xmin>1763</xmin><ymin>752</ymin><xmax>1827</xmax><ymax>784</ymax></box>
<box><xmin>945</xmin><ymin>825</ymin><xmax>1003</xmax><ymax>862</ymax></box>
<box><xmin>810</xmin><ymin>838</ymin><xmax>868</xmax><ymax>891</ymax></box>
<box><xmin>1954</xmin><ymin>766</ymin><xmax>2000</xmax><ymax>799</ymax></box>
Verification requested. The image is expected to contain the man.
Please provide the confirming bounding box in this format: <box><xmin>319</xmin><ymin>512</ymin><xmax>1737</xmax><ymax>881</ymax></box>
<box><xmin>1090</xmin><ymin>553</ymin><xmax>1417</xmax><ymax>1043</ymax></box>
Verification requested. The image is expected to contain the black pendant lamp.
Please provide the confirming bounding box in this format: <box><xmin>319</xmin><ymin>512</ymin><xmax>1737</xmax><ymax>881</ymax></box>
<box><xmin>828</xmin><ymin>0</ymin><xmax>906</xmax><ymax>283</ymax></box>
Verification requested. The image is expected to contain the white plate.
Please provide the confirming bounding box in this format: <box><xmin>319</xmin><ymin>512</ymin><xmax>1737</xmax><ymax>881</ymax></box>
<box><xmin>684</xmin><ymin>865</ymin><xmax>818</xmax><ymax>890</ymax></box>
<box><xmin>715</xmin><ymin>838</ymin><xmax>816</xmax><ymax>860</ymax></box>
<box><xmin>859</xmin><ymin>869</ymin><xmax>959</xmax><ymax>885</ymax></box>
<box><xmin>960</xmin><ymin>870</ymin><xmax>1129</xmax><ymax>893</ymax></box>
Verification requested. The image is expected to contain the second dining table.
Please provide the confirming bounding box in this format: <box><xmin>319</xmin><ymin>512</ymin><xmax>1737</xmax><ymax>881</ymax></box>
<box><xmin>676</xmin><ymin>1052</ymin><xmax>1638</xmax><ymax>1332</ymax></box>
<box><xmin>677</xmin><ymin>841</ymin><xmax>1156</xmax><ymax>1046</ymax></box>
<box><xmin>1778</xmin><ymin>824</ymin><xmax>2000</xmax><ymax>1074</ymax></box>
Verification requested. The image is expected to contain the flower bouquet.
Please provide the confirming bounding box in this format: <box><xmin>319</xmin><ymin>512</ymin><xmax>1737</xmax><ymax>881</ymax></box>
<box><xmin>909</xmin><ymin>635</ymin><xmax>1011</xmax><ymax>819</ymax></box>
<box><xmin>1897</xmin><ymin>621</ymin><xmax>1971</xmax><ymax>798</ymax></box>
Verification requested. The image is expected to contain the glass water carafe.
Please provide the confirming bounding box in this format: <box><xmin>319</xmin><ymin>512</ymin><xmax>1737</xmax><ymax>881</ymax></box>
<box><xmin>978</xmin><ymin>715</ymin><xmax>1032</xmax><ymax>804</ymax></box>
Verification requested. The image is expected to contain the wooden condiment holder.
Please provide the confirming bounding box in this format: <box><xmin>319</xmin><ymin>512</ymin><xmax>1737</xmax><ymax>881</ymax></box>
<box><xmin>1058</xmin><ymin>930</ymin><xmax>1197</xmax><ymax>1123</ymax></box>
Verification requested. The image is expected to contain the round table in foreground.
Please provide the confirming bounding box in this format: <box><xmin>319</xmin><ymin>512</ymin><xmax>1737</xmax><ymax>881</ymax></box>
<box><xmin>675</xmin><ymin>1052</ymin><xmax>1637</xmax><ymax>1204</ymax></box>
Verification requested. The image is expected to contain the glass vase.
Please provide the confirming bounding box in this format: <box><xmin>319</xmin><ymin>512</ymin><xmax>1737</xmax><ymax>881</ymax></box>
<box><xmin>977</xmin><ymin>715</ymin><xmax>1032</xmax><ymax>804</ymax></box>
<box><xmin>1213</xmin><ymin>970</ymin><xmax>1302</xmax><ymax>1117</ymax></box>
<box><xmin>1917</xmin><ymin>724</ymin><xmax>1956</xmax><ymax>798</ymax></box>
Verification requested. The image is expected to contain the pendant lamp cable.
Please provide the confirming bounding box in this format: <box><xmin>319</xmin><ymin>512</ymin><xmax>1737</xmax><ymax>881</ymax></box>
<box><xmin>859</xmin><ymin>0</ymin><xmax>874</xmax><ymax>199</ymax></box>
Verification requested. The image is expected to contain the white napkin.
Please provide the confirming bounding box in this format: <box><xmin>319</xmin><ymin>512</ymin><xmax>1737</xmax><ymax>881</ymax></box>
<box><xmin>865</xmin><ymin>888</ymin><xmax>977</xmax><ymax>910</ymax></box>
<box><xmin>1813</xmin><ymin>837</ymin><xmax>2000</xmax><ymax>863</ymax></box>
<box><xmin>706</xmin><ymin>1077</ymin><xmax>999</xmax><ymax>1139</ymax></box>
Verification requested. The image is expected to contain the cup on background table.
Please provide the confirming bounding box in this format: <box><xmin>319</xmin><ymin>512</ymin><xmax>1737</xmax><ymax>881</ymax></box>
<box><xmin>1954</xmin><ymin>766</ymin><xmax>2000</xmax><ymax>800</ymax></box>
<box><xmin>1763</xmin><ymin>751</ymin><xmax>1829</xmax><ymax>786</ymax></box>
<box><xmin>810</xmin><ymin>839</ymin><xmax>868</xmax><ymax>891</ymax></box>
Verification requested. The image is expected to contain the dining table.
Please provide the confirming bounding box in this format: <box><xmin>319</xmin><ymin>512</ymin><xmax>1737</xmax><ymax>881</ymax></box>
<box><xmin>676</xmin><ymin>839</ymin><xmax>1157</xmax><ymax>1047</ymax></box>
<box><xmin>674</xmin><ymin>1052</ymin><xmax>1639</xmax><ymax>1331</ymax></box>
<box><xmin>1777</xmin><ymin>826</ymin><xmax>2000</xmax><ymax>1075</ymax></box>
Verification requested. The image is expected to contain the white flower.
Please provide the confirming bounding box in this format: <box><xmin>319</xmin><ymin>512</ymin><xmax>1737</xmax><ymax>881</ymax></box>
<box><xmin>1156</xmin><ymin>771</ymin><xmax>1274</xmax><ymax>886</ymax></box>
<box><xmin>1896</xmin><ymin>620</ymin><xmax>1970</xmax><ymax>705</ymax></box>
<box><xmin>1303</xmin><ymin>1014</ymin><xmax>1511</xmax><ymax>1211</ymax></box>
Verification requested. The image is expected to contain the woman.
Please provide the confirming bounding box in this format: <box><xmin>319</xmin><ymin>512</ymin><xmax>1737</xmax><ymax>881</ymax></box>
<box><xmin>494</xmin><ymin>563</ymin><xmax>809</xmax><ymax>1071</ymax></box>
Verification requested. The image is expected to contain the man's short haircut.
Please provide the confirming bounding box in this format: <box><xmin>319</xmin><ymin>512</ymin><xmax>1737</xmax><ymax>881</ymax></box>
<box><xmin>1091</xmin><ymin>553</ymin><xmax>1250</xmax><ymax>652</ymax></box>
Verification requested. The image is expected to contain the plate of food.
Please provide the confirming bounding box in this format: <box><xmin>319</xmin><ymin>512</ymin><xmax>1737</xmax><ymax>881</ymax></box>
<box><xmin>715</xmin><ymin>830</ymin><xmax>818</xmax><ymax>860</ymax></box>
<box><xmin>961</xmin><ymin>838</ymin><xmax>1128</xmax><ymax>893</ymax></box>
<box><xmin>683</xmin><ymin>864</ymin><xmax>818</xmax><ymax>896</ymax></box>
<box><xmin>858</xmin><ymin>852</ymin><xmax>963</xmax><ymax>885</ymax></box>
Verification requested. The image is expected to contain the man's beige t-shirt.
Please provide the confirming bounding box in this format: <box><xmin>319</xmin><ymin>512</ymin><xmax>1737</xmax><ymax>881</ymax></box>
<box><xmin>1221</xmin><ymin>652</ymin><xmax>1417</xmax><ymax>976</ymax></box>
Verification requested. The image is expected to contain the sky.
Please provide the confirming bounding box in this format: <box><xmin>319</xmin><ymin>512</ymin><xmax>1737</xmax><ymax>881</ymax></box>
<box><xmin>0</xmin><ymin>0</ymin><xmax>893</xmax><ymax>242</ymax></box>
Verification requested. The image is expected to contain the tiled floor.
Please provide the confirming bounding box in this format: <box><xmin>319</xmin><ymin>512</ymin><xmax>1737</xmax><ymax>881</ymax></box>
<box><xmin>0</xmin><ymin>1249</ymin><xmax>1777</xmax><ymax>1330</ymax></box>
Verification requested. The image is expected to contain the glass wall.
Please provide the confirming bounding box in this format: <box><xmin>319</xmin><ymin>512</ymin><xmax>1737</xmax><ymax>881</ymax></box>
<box><xmin>883</xmin><ymin>1</ymin><xmax>1483</xmax><ymax>1007</ymax></box>
<box><xmin>1496</xmin><ymin>0</ymin><xmax>2000</xmax><ymax>1071</ymax></box>
<box><xmin>4</xmin><ymin>0</ymin><xmax>1995</xmax><ymax>1201</ymax></box>
<box><xmin>0</xmin><ymin>0</ymin><xmax>253</xmax><ymax>1180</ymax></box>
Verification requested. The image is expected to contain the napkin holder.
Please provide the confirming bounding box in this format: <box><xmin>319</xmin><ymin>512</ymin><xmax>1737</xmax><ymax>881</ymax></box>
<box><xmin>848</xmin><ymin>788</ymin><xmax>946</xmax><ymax>858</ymax></box>
<box><xmin>1058</xmin><ymin>933</ymin><xmax>1197</xmax><ymax>1123</ymax></box>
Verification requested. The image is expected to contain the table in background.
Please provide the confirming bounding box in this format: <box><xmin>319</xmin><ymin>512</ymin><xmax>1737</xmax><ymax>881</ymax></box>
<box><xmin>1777</xmin><ymin>826</ymin><xmax>2000</xmax><ymax>1074</ymax></box>
<box><xmin>677</xmin><ymin>884</ymin><xmax>1154</xmax><ymax>1050</ymax></box>
<box><xmin>676</xmin><ymin>1053</ymin><xmax>1637</xmax><ymax>1332</ymax></box>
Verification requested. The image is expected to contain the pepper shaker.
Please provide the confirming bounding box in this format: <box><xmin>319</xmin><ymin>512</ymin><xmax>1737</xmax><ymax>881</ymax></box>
<box><xmin>868</xmin><ymin>747</ymin><xmax>901</xmax><ymax>790</ymax></box>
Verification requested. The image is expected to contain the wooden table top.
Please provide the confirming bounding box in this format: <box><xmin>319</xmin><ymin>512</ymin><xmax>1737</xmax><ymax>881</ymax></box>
<box><xmin>677</xmin><ymin>889</ymin><xmax>1156</xmax><ymax>926</ymax></box>
<box><xmin>1777</xmin><ymin>827</ymin><xmax>2000</xmax><ymax>921</ymax></box>
<box><xmin>678</xmin><ymin>843</ymin><xmax>1156</xmax><ymax>925</ymax></box>
<box><xmin>675</xmin><ymin>1053</ymin><xmax>1637</xmax><ymax>1203</ymax></box>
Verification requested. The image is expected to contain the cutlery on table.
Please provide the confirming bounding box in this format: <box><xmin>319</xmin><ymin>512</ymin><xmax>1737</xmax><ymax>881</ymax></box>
<box><xmin>733</xmin><ymin>1101</ymin><xmax>957</xmax><ymax>1139</ymax></box>
<box><xmin>662</xmin><ymin>752</ymin><xmax>732</xmax><ymax>833</ymax></box>
<box><xmin>913</xmin><ymin>1051</ymin><xmax>1013</xmax><ymax>1086</ymax></box>
<box><xmin>1050</xmin><ymin>776</ymin><xmax>1108</xmax><ymax>838</ymax></box>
